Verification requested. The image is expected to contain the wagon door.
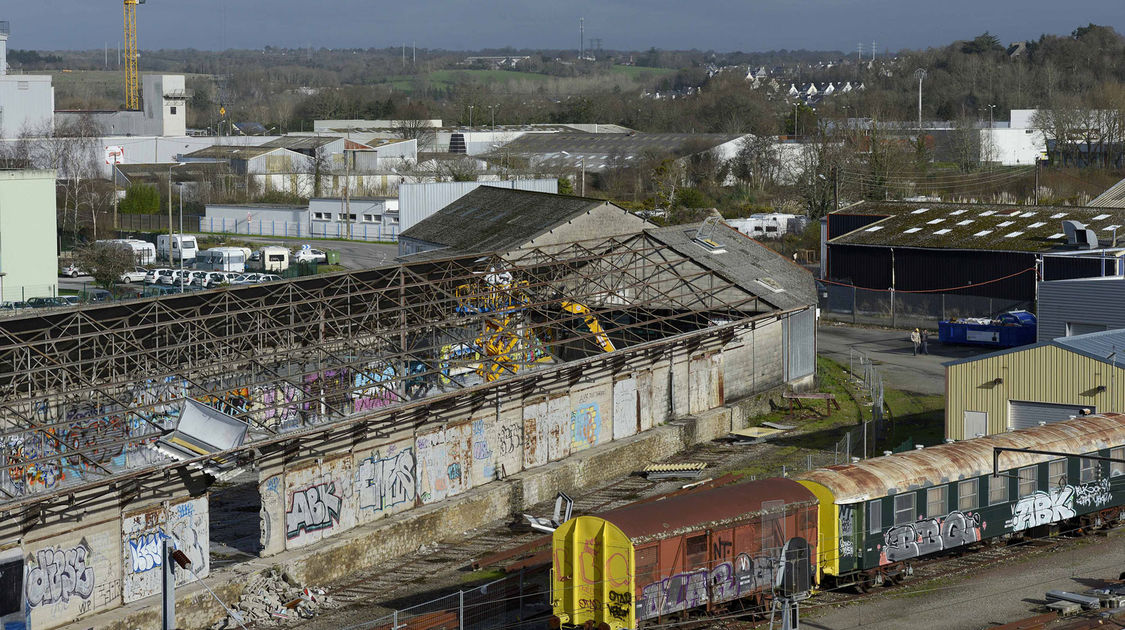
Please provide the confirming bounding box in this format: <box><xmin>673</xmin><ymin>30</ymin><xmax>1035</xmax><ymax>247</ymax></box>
<box><xmin>708</xmin><ymin>527</ymin><xmax>738</xmax><ymax>607</ymax></box>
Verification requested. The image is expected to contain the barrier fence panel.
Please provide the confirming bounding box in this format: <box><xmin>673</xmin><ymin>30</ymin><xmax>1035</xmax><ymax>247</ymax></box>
<box><xmin>198</xmin><ymin>216</ymin><xmax>398</xmax><ymax>243</ymax></box>
<box><xmin>820</xmin><ymin>284</ymin><xmax>1033</xmax><ymax>329</ymax></box>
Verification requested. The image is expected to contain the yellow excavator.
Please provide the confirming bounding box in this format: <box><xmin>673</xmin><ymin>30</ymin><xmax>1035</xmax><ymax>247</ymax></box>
<box><xmin>560</xmin><ymin>300</ymin><xmax>616</xmax><ymax>353</ymax></box>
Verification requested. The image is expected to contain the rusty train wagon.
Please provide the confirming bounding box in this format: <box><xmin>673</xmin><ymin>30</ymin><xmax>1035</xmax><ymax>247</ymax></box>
<box><xmin>799</xmin><ymin>413</ymin><xmax>1125</xmax><ymax>589</ymax></box>
<box><xmin>550</xmin><ymin>478</ymin><xmax>816</xmax><ymax>630</ymax></box>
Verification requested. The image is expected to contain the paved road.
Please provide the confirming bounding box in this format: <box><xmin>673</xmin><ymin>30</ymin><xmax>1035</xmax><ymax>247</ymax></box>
<box><xmin>802</xmin><ymin>530</ymin><xmax>1125</xmax><ymax>630</ymax></box>
<box><xmin>818</xmin><ymin>322</ymin><xmax>993</xmax><ymax>395</ymax></box>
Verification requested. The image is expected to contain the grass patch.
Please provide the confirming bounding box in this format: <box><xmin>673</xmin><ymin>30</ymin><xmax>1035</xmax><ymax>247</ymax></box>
<box><xmin>317</xmin><ymin>264</ymin><xmax>348</xmax><ymax>274</ymax></box>
<box><xmin>725</xmin><ymin>356</ymin><xmax>946</xmax><ymax>479</ymax></box>
<box><xmin>459</xmin><ymin>568</ymin><xmax>506</xmax><ymax>584</ymax></box>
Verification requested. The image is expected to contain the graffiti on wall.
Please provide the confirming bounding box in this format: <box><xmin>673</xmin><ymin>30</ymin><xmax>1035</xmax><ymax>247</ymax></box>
<box><xmin>880</xmin><ymin>511</ymin><xmax>982</xmax><ymax>564</ymax></box>
<box><xmin>839</xmin><ymin>504</ymin><xmax>855</xmax><ymax>558</ymax></box>
<box><xmin>570</xmin><ymin>403</ymin><xmax>601</xmax><ymax>452</ymax></box>
<box><xmin>122</xmin><ymin>496</ymin><xmax>209</xmax><ymax>603</ymax></box>
<box><xmin>357</xmin><ymin>447</ymin><xmax>416</xmax><ymax>512</ymax></box>
<box><xmin>24</xmin><ymin>543</ymin><xmax>96</xmax><ymax>608</ymax></box>
<box><xmin>286</xmin><ymin>482</ymin><xmax>343</xmax><ymax>539</ymax></box>
<box><xmin>471</xmin><ymin>419</ymin><xmax>520</xmax><ymax>481</ymax></box>
<box><xmin>416</xmin><ymin>425</ymin><xmax>471</xmax><ymax>504</ymax></box>
<box><xmin>352</xmin><ymin>363</ymin><xmax>399</xmax><ymax>412</ymax></box>
<box><xmin>1074</xmin><ymin>478</ymin><xmax>1112</xmax><ymax>508</ymax></box>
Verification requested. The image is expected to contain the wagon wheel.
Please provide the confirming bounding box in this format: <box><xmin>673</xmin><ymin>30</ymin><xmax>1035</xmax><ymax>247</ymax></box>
<box><xmin>855</xmin><ymin>573</ymin><xmax>874</xmax><ymax>594</ymax></box>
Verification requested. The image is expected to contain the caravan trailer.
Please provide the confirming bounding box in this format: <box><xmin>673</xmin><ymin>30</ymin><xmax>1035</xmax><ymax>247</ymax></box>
<box><xmin>96</xmin><ymin>239</ymin><xmax>157</xmax><ymax>265</ymax></box>
<box><xmin>157</xmin><ymin>234</ymin><xmax>199</xmax><ymax>263</ymax></box>
<box><xmin>195</xmin><ymin>247</ymin><xmax>250</xmax><ymax>272</ymax></box>
<box><xmin>256</xmin><ymin>246</ymin><xmax>290</xmax><ymax>273</ymax></box>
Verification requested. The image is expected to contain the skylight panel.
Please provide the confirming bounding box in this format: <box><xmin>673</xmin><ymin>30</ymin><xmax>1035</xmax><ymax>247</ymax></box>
<box><xmin>997</xmin><ymin>221</ymin><xmax>1014</xmax><ymax>227</ymax></box>
<box><xmin>865</xmin><ymin>225</ymin><xmax>884</xmax><ymax>232</ymax></box>
<box><xmin>949</xmin><ymin>210</ymin><xmax>966</xmax><ymax>216</ymax></box>
<box><xmin>910</xmin><ymin>208</ymin><xmax>929</xmax><ymax>214</ymax></box>
<box><xmin>956</xmin><ymin>220</ymin><xmax>974</xmax><ymax>226</ymax></box>
<box><xmin>980</xmin><ymin>210</ymin><xmax>996</xmax><ymax>216</ymax></box>
<box><xmin>1004</xmin><ymin>231</ymin><xmax>1025</xmax><ymax>238</ymax></box>
<box><xmin>1093</xmin><ymin>214</ymin><xmax>1111</xmax><ymax>221</ymax></box>
<box><xmin>934</xmin><ymin>228</ymin><xmax>951</xmax><ymax>235</ymax></box>
<box><xmin>1028</xmin><ymin>222</ymin><xmax>1046</xmax><ymax>228</ymax></box>
<box><xmin>903</xmin><ymin>227</ymin><xmax>922</xmax><ymax>234</ymax></box>
<box><xmin>974</xmin><ymin>230</ymin><xmax>994</xmax><ymax>237</ymax></box>
<box><xmin>1048</xmin><ymin>233</ymin><xmax>1065</xmax><ymax>239</ymax></box>
<box><xmin>1104</xmin><ymin>224</ymin><xmax>1122</xmax><ymax>231</ymax></box>
<box><xmin>926</xmin><ymin>218</ymin><xmax>945</xmax><ymax>225</ymax></box>
<box><xmin>1051</xmin><ymin>213</ymin><xmax>1068</xmax><ymax>219</ymax></box>
<box><xmin>1019</xmin><ymin>212</ymin><xmax>1036</xmax><ymax>218</ymax></box>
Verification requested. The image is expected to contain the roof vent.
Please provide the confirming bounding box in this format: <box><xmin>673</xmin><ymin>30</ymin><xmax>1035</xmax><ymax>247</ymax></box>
<box><xmin>915</xmin><ymin>444</ymin><xmax>924</xmax><ymax>450</ymax></box>
<box><xmin>1063</xmin><ymin>220</ymin><xmax>1098</xmax><ymax>249</ymax></box>
<box><xmin>945</xmin><ymin>438</ymin><xmax>955</xmax><ymax>444</ymax></box>
<box><xmin>883</xmin><ymin>450</ymin><xmax>892</xmax><ymax>456</ymax></box>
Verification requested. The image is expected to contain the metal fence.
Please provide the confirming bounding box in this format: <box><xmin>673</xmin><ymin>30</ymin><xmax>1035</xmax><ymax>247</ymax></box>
<box><xmin>819</xmin><ymin>283</ymin><xmax>1033</xmax><ymax>330</ymax></box>
<box><xmin>117</xmin><ymin>213</ymin><xmax>205</xmax><ymax>233</ymax></box>
<box><xmin>198</xmin><ymin>216</ymin><xmax>400</xmax><ymax>243</ymax></box>
<box><xmin>347</xmin><ymin>570</ymin><xmax>550</xmax><ymax>630</ymax></box>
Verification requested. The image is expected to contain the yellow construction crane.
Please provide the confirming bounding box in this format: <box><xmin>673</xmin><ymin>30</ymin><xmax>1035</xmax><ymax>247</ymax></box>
<box><xmin>123</xmin><ymin>0</ymin><xmax>145</xmax><ymax>110</ymax></box>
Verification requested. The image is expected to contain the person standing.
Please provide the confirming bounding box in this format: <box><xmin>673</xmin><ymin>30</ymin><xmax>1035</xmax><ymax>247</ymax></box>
<box><xmin>921</xmin><ymin>329</ymin><xmax>930</xmax><ymax>355</ymax></box>
<box><xmin>910</xmin><ymin>328</ymin><xmax>921</xmax><ymax>356</ymax></box>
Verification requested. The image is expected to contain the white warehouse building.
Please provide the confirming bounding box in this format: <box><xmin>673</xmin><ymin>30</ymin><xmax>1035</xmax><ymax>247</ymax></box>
<box><xmin>0</xmin><ymin>22</ymin><xmax>55</xmax><ymax>139</ymax></box>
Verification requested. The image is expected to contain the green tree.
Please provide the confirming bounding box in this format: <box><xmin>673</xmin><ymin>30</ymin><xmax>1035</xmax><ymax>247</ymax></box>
<box><xmin>75</xmin><ymin>242</ymin><xmax>133</xmax><ymax>293</ymax></box>
<box><xmin>118</xmin><ymin>184</ymin><xmax>161</xmax><ymax>214</ymax></box>
<box><xmin>557</xmin><ymin>177</ymin><xmax>575</xmax><ymax>196</ymax></box>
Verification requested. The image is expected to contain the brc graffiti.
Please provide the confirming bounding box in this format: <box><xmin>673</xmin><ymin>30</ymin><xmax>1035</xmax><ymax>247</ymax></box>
<box><xmin>638</xmin><ymin>552</ymin><xmax>778</xmax><ymax>620</ymax></box>
<box><xmin>357</xmin><ymin>448</ymin><xmax>416</xmax><ymax>512</ymax></box>
<box><xmin>286</xmin><ymin>482</ymin><xmax>343</xmax><ymax>539</ymax></box>
<box><xmin>571</xmin><ymin>403</ymin><xmax>601</xmax><ymax>451</ymax></box>
<box><xmin>880</xmin><ymin>511</ymin><xmax>982</xmax><ymax>563</ymax></box>
<box><xmin>24</xmin><ymin>544</ymin><xmax>96</xmax><ymax>608</ymax></box>
<box><xmin>1006</xmin><ymin>486</ymin><xmax>1076</xmax><ymax>531</ymax></box>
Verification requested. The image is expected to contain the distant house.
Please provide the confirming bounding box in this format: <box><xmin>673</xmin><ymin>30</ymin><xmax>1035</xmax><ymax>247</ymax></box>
<box><xmin>179</xmin><ymin>145</ymin><xmax>306</xmax><ymax>176</ymax></box>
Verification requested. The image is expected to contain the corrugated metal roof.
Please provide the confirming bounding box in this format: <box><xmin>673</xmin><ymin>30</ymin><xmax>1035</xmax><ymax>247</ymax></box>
<box><xmin>181</xmin><ymin>145</ymin><xmax>281</xmax><ymax>160</ymax></box>
<box><xmin>800</xmin><ymin>413</ymin><xmax>1125</xmax><ymax>503</ymax></box>
<box><xmin>645</xmin><ymin>223</ymin><xmax>816</xmax><ymax>311</ymax></box>
<box><xmin>259</xmin><ymin>136</ymin><xmax>342</xmax><ymax>151</ymax></box>
<box><xmin>1090</xmin><ymin>177</ymin><xmax>1125</xmax><ymax>208</ymax></box>
<box><xmin>399</xmin><ymin>186</ymin><xmax>612</xmax><ymax>254</ymax></box>
<box><xmin>497</xmin><ymin>132</ymin><xmax>743</xmax><ymax>172</ymax></box>
<box><xmin>596</xmin><ymin>478</ymin><xmax>817</xmax><ymax>543</ymax></box>
<box><xmin>828</xmin><ymin>201</ymin><xmax>1125</xmax><ymax>253</ymax></box>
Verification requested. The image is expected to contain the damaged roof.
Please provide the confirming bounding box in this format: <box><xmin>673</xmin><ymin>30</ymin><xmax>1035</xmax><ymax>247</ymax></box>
<box><xmin>646</xmin><ymin>222</ymin><xmax>816</xmax><ymax>311</ymax></box>
<box><xmin>828</xmin><ymin>201</ymin><xmax>1125</xmax><ymax>253</ymax></box>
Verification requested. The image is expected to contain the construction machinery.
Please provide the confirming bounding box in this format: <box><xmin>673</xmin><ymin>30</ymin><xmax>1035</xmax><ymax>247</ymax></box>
<box><xmin>123</xmin><ymin>0</ymin><xmax>145</xmax><ymax>110</ymax></box>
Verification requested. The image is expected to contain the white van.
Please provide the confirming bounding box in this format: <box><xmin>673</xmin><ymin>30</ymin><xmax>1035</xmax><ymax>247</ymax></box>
<box><xmin>97</xmin><ymin>239</ymin><xmax>157</xmax><ymax>265</ymax></box>
<box><xmin>196</xmin><ymin>247</ymin><xmax>248</xmax><ymax>272</ymax></box>
<box><xmin>258</xmin><ymin>246</ymin><xmax>290</xmax><ymax>273</ymax></box>
<box><xmin>157</xmin><ymin>234</ymin><xmax>199</xmax><ymax>263</ymax></box>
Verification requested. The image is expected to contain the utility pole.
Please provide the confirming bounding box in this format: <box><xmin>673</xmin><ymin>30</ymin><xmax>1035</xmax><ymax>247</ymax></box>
<box><xmin>914</xmin><ymin>68</ymin><xmax>927</xmax><ymax>131</ymax></box>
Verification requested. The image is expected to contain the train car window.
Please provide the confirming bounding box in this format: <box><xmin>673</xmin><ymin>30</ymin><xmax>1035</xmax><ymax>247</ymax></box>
<box><xmin>958</xmin><ymin>479</ymin><xmax>978</xmax><ymax>510</ymax></box>
<box><xmin>989</xmin><ymin>474</ymin><xmax>1009</xmax><ymax>505</ymax></box>
<box><xmin>868</xmin><ymin>500</ymin><xmax>882</xmax><ymax>534</ymax></box>
<box><xmin>1080</xmin><ymin>456</ymin><xmax>1097</xmax><ymax>483</ymax></box>
<box><xmin>1018</xmin><ymin>466</ymin><xmax>1038</xmax><ymax>497</ymax></box>
<box><xmin>926</xmin><ymin>486</ymin><xmax>947</xmax><ymax>517</ymax></box>
<box><xmin>686</xmin><ymin>535</ymin><xmax>707</xmax><ymax>568</ymax></box>
<box><xmin>1049</xmin><ymin>459</ymin><xmax>1067</xmax><ymax>487</ymax></box>
<box><xmin>893</xmin><ymin>493</ymin><xmax>915</xmax><ymax>525</ymax></box>
<box><xmin>1112</xmin><ymin>447</ymin><xmax>1125</xmax><ymax>477</ymax></box>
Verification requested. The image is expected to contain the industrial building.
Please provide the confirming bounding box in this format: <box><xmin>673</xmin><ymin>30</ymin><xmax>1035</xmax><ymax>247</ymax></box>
<box><xmin>203</xmin><ymin>197</ymin><xmax>401</xmax><ymax>241</ymax></box>
<box><xmin>495</xmin><ymin>132</ymin><xmax>747</xmax><ymax>174</ymax></box>
<box><xmin>0</xmin><ymin>210</ymin><xmax>814</xmax><ymax>629</ymax></box>
<box><xmin>1037</xmin><ymin>275</ymin><xmax>1125</xmax><ymax>341</ymax></box>
<box><xmin>0</xmin><ymin>169</ymin><xmax>58</xmax><ymax>301</ymax></box>
<box><xmin>945</xmin><ymin>329</ymin><xmax>1125</xmax><ymax>439</ymax></box>
<box><xmin>397</xmin><ymin>178</ymin><xmax>558</xmax><ymax>232</ymax></box>
<box><xmin>55</xmin><ymin>74</ymin><xmax>187</xmax><ymax>137</ymax></box>
<box><xmin>822</xmin><ymin>201</ymin><xmax>1125</xmax><ymax>307</ymax></box>
<box><xmin>0</xmin><ymin>22</ymin><xmax>55</xmax><ymax>139</ymax></box>
<box><xmin>397</xmin><ymin>186</ymin><xmax>650</xmax><ymax>258</ymax></box>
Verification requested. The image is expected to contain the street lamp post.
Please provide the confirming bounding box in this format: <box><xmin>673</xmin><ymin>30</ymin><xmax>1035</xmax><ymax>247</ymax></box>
<box><xmin>175</xmin><ymin>182</ymin><xmax>184</xmax><ymax>291</ymax></box>
<box><xmin>986</xmin><ymin>104</ymin><xmax>996</xmax><ymax>129</ymax></box>
<box><xmin>468</xmin><ymin>105</ymin><xmax>474</xmax><ymax>128</ymax></box>
<box><xmin>793</xmin><ymin>102</ymin><xmax>799</xmax><ymax>138</ymax></box>
<box><xmin>914</xmin><ymin>68</ymin><xmax>927</xmax><ymax>131</ymax></box>
<box><xmin>488</xmin><ymin>105</ymin><xmax>496</xmax><ymax>130</ymax></box>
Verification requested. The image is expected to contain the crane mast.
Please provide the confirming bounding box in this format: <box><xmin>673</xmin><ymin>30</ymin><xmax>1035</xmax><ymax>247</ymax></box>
<box><xmin>123</xmin><ymin>0</ymin><xmax>143</xmax><ymax>110</ymax></box>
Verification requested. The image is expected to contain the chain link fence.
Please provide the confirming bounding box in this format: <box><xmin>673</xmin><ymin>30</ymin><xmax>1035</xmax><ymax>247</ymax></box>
<box><xmin>819</xmin><ymin>283</ymin><xmax>1032</xmax><ymax>330</ymax></box>
<box><xmin>348</xmin><ymin>570</ymin><xmax>550</xmax><ymax>630</ymax></box>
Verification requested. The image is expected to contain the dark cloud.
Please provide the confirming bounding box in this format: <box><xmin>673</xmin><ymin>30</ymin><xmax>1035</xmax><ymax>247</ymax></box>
<box><xmin>3</xmin><ymin>0</ymin><xmax>1123</xmax><ymax>52</ymax></box>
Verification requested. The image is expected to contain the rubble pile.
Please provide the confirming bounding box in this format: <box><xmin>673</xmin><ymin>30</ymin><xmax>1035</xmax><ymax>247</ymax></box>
<box><xmin>211</xmin><ymin>569</ymin><xmax>336</xmax><ymax>628</ymax></box>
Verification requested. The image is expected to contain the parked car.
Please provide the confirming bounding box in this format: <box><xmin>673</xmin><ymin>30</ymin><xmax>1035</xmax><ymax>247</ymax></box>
<box><xmin>146</xmin><ymin>268</ymin><xmax>173</xmax><ymax>284</ymax></box>
<box><xmin>0</xmin><ymin>301</ymin><xmax>29</xmax><ymax>311</ymax></box>
<box><xmin>84</xmin><ymin>289</ymin><xmax>113</xmax><ymax>303</ymax></box>
<box><xmin>26</xmin><ymin>297</ymin><xmax>69</xmax><ymax>308</ymax></box>
<box><xmin>60</xmin><ymin>264</ymin><xmax>84</xmax><ymax>278</ymax></box>
<box><xmin>258</xmin><ymin>274</ymin><xmax>282</xmax><ymax>283</ymax></box>
<box><xmin>61</xmin><ymin>296</ymin><xmax>81</xmax><ymax>306</ymax></box>
<box><xmin>119</xmin><ymin>266</ymin><xmax>149</xmax><ymax>283</ymax></box>
<box><xmin>293</xmin><ymin>247</ymin><xmax>327</xmax><ymax>264</ymax></box>
<box><xmin>232</xmin><ymin>273</ymin><xmax>262</xmax><ymax>285</ymax></box>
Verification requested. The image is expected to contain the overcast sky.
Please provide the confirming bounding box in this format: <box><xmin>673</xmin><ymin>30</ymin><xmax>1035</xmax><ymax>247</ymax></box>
<box><xmin>4</xmin><ymin>1</ymin><xmax>1123</xmax><ymax>53</ymax></box>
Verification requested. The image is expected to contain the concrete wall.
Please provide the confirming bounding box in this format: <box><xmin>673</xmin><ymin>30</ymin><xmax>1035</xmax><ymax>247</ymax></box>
<box><xmin>0</xmin><ymin>169</ymin><xmax>58</xmax><ymax>302</ymax></box>
<box><xmin>0</xmin><ymin>75</ymin><xmax>53</xmax><ymax>139</ymax></box>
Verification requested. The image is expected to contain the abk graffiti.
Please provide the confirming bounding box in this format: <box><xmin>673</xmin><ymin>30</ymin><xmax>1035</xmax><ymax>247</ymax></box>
<box><xmin>880</xmin><ymin>511</ymin><xmax>982</xmax><ymax>563</ymax></box>
<box><xmin>1005</xmin><ymin>486</ymin><xmax>1076</xmax><ymax>531</ymax></box>
<box><xmin>24</xmin><ymin>544</ymin><xmax>96</xmax><ymax>608</ymax></box>
<box><xmin>286</xmin><ymin>482</ymin><xmax>343</xmax><ymax>538</ymax></box>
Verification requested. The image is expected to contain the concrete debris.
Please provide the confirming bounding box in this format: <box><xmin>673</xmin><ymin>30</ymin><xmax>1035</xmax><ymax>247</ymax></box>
<box><xmin>210</xmin><ymin>569</ymin><xmax>337</xmax><ymax>628</ymax></box>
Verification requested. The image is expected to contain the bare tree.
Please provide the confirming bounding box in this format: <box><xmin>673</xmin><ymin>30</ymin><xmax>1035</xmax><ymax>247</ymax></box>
<box><xmin>730</xmin><ymin>134</ymin><xmax>781</xmax><ymax>191</ymax></box>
